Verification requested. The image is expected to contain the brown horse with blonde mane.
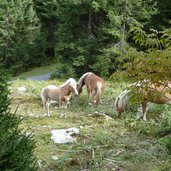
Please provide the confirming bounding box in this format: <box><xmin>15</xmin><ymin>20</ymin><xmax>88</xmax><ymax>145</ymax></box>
<box><xmin>114</xmin><ymin>80</ymin><xmax>171</xmax><ymax>121</ymax></box>
<box><xmin>41</xmin><ymin>78</ymin><xmax>78</xmax><ymax>116</ymax></box>
<box><xmin>77</xmin><ymin>72</ymin><xmax>105</xmax><ymax>105</ymax></box>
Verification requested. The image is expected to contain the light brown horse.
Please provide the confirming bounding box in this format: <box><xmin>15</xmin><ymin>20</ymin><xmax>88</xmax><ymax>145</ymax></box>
<box><xmin>77</xmin><ymin>72</ymin><xmax>105</xmax><ymax>105</ymax></box>
<box><xmin>114</xmin><ymin>81</ymin><xmax>171</xmax><ymax>120</ymax></box>
<box><xmin>41</xmin><ymin>78</ymin><xmax>78</xmax><ymax>116</ymax></box>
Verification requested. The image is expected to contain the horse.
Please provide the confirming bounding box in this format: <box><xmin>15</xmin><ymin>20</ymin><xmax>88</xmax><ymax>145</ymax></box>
<box><xmin>77</xmin><ymin>72</ymin><xmax>105</xmax><ymax>105</ymax></box>
<box><xmin>114</xmin><ymin>81</ymin><xmax>171</xmax><ymax>121</ymax></box>
<box><xmin>41</xmin><ymin>78</ymin><xmax>78</xmax><ymax>116</ymax></box>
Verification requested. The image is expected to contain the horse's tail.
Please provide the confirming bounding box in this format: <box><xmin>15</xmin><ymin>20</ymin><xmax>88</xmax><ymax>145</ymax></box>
<box><xmin>40</xmin><ymin>88</ymin><xmax>47</xmax><ymax>107</ymax></box>
<box><xmin>96</xmin><ymin>81</ymin><xmax>102</xmax><ymax>105</ymax></box>
<box><xmin>114</xmin><ymin>89</ymin><xmax>131</xmax><ymax>114</ymax></box>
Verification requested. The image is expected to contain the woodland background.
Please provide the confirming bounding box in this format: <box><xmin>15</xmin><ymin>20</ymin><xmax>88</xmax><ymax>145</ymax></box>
<box><xmin>0</xmin><ymin>0</ymin><xmax>171</xmax><ymax>79</ymax></box>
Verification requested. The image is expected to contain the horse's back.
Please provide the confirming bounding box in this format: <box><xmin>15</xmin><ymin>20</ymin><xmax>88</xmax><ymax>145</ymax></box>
<box><xmin>41</xmin><ymin>85</ymin><xmax>60</xmax><ymax>101</ymax></box>
<box><xmin>139</xmin><ymin>82</ymin><xmax>171</xmax><ymax>104</ymax></box>
<box><xmin>85</xmin><ymin>73</ymin><xmax>104</xmax><ymax>91</ymax></box>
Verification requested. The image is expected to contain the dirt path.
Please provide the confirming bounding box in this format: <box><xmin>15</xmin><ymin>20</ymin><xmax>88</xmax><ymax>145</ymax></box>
<box><xmin>10</xmin><ymin>73</ymin><xmax>51</xmax><ymax>82</ymax></box>
<box><xmin>26</xmin><ymin>73</ymin><xmax>51</xmax><ymax>81</ymax></box>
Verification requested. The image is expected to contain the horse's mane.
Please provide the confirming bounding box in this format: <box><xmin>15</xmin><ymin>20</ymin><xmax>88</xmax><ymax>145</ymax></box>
<box><xmin>77</xmin><ymin>72</ymin><xmax>92</xmax><ymax>88</ymax></box>
<box><xmin>60</xmin><ymin>78</ymin><xmax>76</xmax><ymax>87</ymax></box>
<box><xmin>114</xmin><ymin>89</ymin><xmax>131</xmax><ymax>112</ymax></box>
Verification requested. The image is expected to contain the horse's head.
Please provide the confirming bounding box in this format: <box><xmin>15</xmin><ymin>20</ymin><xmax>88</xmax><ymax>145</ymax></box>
<box><xmin>114</xmin><ymin>90</ymin><xmax>131</xmax><ymax>115</ymax></box>
<box><xmin>77</xmin><ymin>83</ymin><xmax>83</xmax><ymax>94</ymax></box>
<box><xmin>68</xmin><ymin>78</ymin><xmax>78</xmax><ymax>96</ymax></box>
<box><xmin>77</xmin><ymin>73</ymin><xmax>90</xmax><ymax>94</ymax></box>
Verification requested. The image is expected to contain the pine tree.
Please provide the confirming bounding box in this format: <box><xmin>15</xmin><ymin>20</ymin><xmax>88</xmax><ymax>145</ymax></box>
<box><xmin>54</xmin><ymin>0</ymin><xmax>157</xmax><ymax>77</ymax></box>
<box><xmin>0</xmin><ymin>65</ymin><xmax>37</xmax><ymax>170</ymax></box>
<box><xmin>0</xmin><ymin>0</ymin><xmax>40</xmax><ymax>75</ymax></box>
<box><xmin>33</xmin><ymin>0</ymin><xmax>59</xmax><ymax>60</ymax></box>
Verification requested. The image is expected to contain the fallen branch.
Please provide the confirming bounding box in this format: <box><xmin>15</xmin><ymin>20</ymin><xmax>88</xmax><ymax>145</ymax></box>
<box><xmin>104</xmin><ymin>158</ymin><xmax>123</xmax><ymax>163</ymax></box>
<box><xmin>55</xmin><ymin>149</ymin><xmax>83</xmax><ymax>153</ymax></box>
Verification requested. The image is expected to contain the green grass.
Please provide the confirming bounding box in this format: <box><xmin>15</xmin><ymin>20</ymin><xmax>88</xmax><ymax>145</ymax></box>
<box><xmin>9</xmin><ymin>79</ymin><xmax>171</xmax><ymax>171</ymax></box>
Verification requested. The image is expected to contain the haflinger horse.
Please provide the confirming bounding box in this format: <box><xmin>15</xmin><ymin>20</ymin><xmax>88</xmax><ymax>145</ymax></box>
<box><xmin>114</xmin><ymin>80</ymin><xmax>171</xmax><ymax>121</ymax></box>
<box><xmin>41</xmin><ymin>78</ymin><xmax>78</xmax><ymax>116</ymax></box>
<box><xmin>77</xmin><ymin>72</ymin><xmax>105</xmax><ymax>106</ymax></box>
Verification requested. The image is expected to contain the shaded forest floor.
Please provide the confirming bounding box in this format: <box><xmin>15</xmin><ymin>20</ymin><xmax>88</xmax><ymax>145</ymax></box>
<box><xmin>9</xmin><ymin>79</ymin><xmax>171</xmax><ymax>171</ymax></box>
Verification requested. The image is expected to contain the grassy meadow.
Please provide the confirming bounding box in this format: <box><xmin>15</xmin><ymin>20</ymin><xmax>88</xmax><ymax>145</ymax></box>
<box><xmin>9</xmin><ymin>70</ymin><xmax>171</xmax><ymax>171</ymax></box>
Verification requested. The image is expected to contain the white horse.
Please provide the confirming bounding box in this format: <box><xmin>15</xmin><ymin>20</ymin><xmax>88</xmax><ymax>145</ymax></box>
<box><xmin>114</xmin><ymin>81</ymin><xmax>171</xmax><ymax>120</ymax></box>
<box><xmin>41</xmin><ymin>78</ymin><xmax>78</xmax><ymax>116</ymax></box>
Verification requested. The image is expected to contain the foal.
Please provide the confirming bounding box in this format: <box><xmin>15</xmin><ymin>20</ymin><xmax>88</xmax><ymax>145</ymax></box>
<box><xmin>77</xmin><ymin>72</ymin><xmax>105</xmax><ymax>105</ymax></box>
<box><xmin>41</xmin><ymin>78</ymin><xmax>78</xmax><ymax>116</ymax></box>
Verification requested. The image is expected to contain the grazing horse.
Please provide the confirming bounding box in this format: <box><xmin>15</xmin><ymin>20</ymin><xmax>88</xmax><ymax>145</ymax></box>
<box><xmin>77</xmin><ymin>72</ymin><xmax>105</xmax><ymax>105</ymax></box>
<box><xmin>114</xmin><ymin>81</ymin><xmax>171</xmax><ymax>121</ymax></box>
<box><xmin>41</xmin><ymin>78</ymin><xmax>78</xmax><ymax>116</ymax></box>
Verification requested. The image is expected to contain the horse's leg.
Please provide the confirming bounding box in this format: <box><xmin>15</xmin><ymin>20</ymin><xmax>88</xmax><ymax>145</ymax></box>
<box><xmin>43</xmin><ymin>98</ymin><xmax>47</xmax><ymax>109</ymax></box>
<box><xmin>95</xmin><ymin>93</ymin><xmax>100</xmax><ymax>106</ymax></box>
<box><xmin>91</xmin><ymin>90</ymin><xmax>96</xmax><ymax>104</ymax></box>
<box><xmin>86</xmin><ymin>86</ymin><xmax>93</xmax><ymax>105</ymax></box>
<box><xmin>142</xmin><ymin>101</ymin><xmax>147</xmax><ymax>121</ymax></box>
<box><xmin>42</xmin><ymin>97</ymin><xmax>50</xmax><ymax>116</ymax></box>
<box><xmin>88</xmin><ymin>91</ymin><xmax>93</xmax><ymax>106</ymax></box>
<box><xmin>61</xmin><ymin>100</ymin><xmax>68</xmax><ymax>109</ymax></box>
<box><xmin>63</xmin><ymin>96</ymin><xmax>70</xmax><ymax>108</ymax></box>
<box><xmin>59</xmin><ymin>97</ymin><xmax>63</xmax><ymax>108</ymax></box>
<box><xmin>58</xmin><ymin>97</ymin><xmax>65</xmax><ymax>118</ymax></box>
<box><xmin>95</xmin><ymin>82</ymin><xmax>102</xmax><ymax>105</ymax></box>
<box><xmin>47</xmin><ymin>98</ymin><xmax>51</xmax><ymax>117</ymax></box>
<box><xmin>41</xmin><ymin>94</ymin><xmax>47</xmax><ymax>109</ymax></box>
<box><xmin>62</xmin><ymin>101</ymin><xmax>67</xmax><ymax>118</ymax></box>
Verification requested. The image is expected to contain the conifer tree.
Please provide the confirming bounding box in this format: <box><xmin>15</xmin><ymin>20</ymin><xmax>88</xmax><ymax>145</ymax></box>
<box><xmin>0</xmin><ymin>0</ymin><xmax>40</xmax><ymax>75</ymax></box>
<box><xmin>0</xmin><ymin>65</ymin><xmax>37</xmax><ymax>170</ymax></box>
<box><xmin>33</xmin><ymin>0</ymin><xmax>59</xmax><ymax>59</ymax></box>
<box><xmin>54</xmin><ymin>0</ymin><xmax>157</xmax><ymax>77</ymax></box>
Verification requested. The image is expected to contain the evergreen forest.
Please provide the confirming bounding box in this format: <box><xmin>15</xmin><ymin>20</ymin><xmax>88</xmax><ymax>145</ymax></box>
<box><xmin>0</xmin><ymin>0</ymin><xmax>170</xmax><ymax>78</ymax></box>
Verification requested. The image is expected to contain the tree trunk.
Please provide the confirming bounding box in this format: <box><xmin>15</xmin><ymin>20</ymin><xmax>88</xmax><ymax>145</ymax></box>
<box><xmin>88</xmin><ymin>8</ymin><xmax>93</xmax><ymax>38</ymax></box>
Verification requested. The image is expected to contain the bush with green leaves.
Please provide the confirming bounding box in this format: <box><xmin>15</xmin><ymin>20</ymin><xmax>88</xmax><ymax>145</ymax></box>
<box><xmin>159</xmin><ymin>105</ymin><xmax>171</xmax><ymax>154</ymax></box>
<box><xmin>121</xmin><ymin>27</ymin><xmax>171</xmax><ymax>82</ymax></box>
<box><xmin>0</xmin><ymin>67</ymin><xmax>37</xmax><ymax>171</ymax></box>
<box><xmin>116</xmin><ymin>26</ymin><xmax>171</xmax><ymax>157</ymax></box>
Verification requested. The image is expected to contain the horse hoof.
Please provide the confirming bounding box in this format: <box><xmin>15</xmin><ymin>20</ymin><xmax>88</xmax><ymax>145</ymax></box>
<box><xmin>43</xmin><ymin>113</ymin><xmax>50</xmax><ymax>117</ymax></box>
<box><xmin>59</xmin><ymin>114</ymin><xmax>66</xmax><ymax>118</ymax></box>
<box><xmin>143</xmin><ymin>117</ymin><xmax>147</xmax><ymax>121</ymax></box>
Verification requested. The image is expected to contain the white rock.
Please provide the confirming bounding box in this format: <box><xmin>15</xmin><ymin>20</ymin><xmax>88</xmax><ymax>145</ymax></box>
<box><xmin>51</xmin><ymin>127</ymin><xmax>79</xmax><ymax>144</ymax></box>
<box><xmin>52</xmin><ymin>155</ymin><xmax>58</xmax><ymax>160</ymax></box>
<box><xmin>17</xmin><ymin>87</ymin><xmax>27</xmax><ymax>92</ymax></box>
